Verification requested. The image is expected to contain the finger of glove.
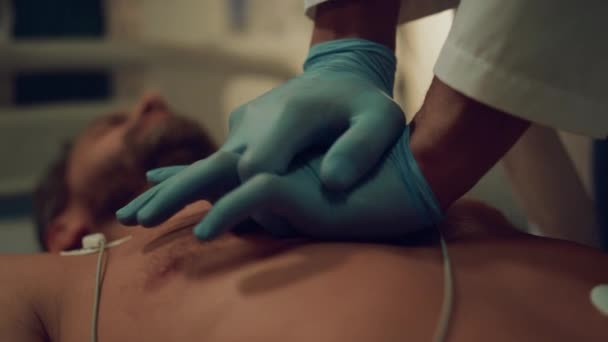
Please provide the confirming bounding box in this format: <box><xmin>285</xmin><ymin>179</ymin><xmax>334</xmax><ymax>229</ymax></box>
<box><xmin>320</xmin><ymin>108</ymin><xmax>405</xmax><ymax>191</ymax></box>
<box><xmin>136</xmin><ymin>151</ymin><xmax>240</xmax><ymax>227</ymax></box>
<box><xmin>116</xmin><ymin>184</ymin><xmax>163</xmax><ymax>225</ymax></box>
<box><xmin>227</xmin><ymin>105</ymin><xmax>246</xmax><ymax>132</ymax></box>
<box><xmin>237</xmin><ymin>112</ymin><xmax>345</xmax><ymax>181</ymax></box>
<box><xmin>146</xmin><ymin>165</ymin><xmax>188</xmax><ymax>184</ymax></box>
<box><xmin>194</xmin><ymin>173</ymin><xmax>288</xmax><ymax>240</ymax></box>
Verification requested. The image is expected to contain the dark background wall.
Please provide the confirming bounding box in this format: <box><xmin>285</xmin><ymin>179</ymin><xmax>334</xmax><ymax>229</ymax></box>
<box><xmin>12</xmin><ymin>0</ymin><xmax>111</xmax><ymax>105</ymax></box>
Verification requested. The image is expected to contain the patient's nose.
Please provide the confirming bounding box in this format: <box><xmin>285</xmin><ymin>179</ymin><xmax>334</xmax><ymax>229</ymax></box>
<box><xmin>133</xmin><ymin>93</ymin><xmax>170</xmax><ymax>122</ymax></box>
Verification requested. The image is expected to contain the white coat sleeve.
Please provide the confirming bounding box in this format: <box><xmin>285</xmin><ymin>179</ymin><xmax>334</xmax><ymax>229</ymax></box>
<box><xmin>434</xmin><ymin>0</ymin><xmax>608</xmax><ymax>138</ymax></box>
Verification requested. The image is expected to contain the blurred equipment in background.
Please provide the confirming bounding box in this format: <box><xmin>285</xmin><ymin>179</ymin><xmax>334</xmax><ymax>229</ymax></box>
<box><xmin>12</xmin><ymin>0</ymin><xmax>110</xmax><ymax>105</ymax></box>
<box><xmin>0</xmin><ymin>0</ymin><xmax>11</xmax><ymax>43</ymax></box>
<box><xmin>229</xmin><ymin>0</ymin><xmax>248</xmax><ymax>32</ymax></box>
<box><xmin>13</xmin><ymin>0</ymin><xmax>104</xmax><ymax>37</ymax></box>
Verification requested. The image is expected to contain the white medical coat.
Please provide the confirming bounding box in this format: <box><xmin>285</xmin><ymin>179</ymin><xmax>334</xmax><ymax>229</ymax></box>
<box><xmin>305</xmin><ymin>0</ymin><xmax>608</xmax><ymax>138</ymax></box>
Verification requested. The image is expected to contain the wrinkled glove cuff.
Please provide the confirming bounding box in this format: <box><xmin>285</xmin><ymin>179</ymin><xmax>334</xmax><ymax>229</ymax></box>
<box><xmin>392</xmin><ymin>127</ymin><xmax>444</xmax><ymax>228</ymax></box>
<box><xmin>303</xmin><ymin>38</ymin><xmax>397</xmax><ymax>96</ymax></box>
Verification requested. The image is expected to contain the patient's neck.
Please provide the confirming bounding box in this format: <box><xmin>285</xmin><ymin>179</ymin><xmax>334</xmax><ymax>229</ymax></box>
<box><xmin>93</xmin><ymin>220</ymin><xmax>132</xmax><ymax>242</ymax></box>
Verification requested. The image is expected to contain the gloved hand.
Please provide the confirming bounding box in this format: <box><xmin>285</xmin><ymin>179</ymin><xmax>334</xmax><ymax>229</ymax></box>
<box><xmin>231</xmin><ymin>38</ymin><xmax>405</xmax><ymax>190</ymax></box>
<box><xmin>119</xmin><ymin>128</ymin><xmax>442</xmax><ymax>240</ymax></box>
<box><xmin>116</xmin><ymin>38</ymin><xmax>425</xmax><ymax>236</ymax></box>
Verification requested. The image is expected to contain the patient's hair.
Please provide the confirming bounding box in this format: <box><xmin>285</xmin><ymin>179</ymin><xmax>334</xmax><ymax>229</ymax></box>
<box><xmin>33</xmin><ymin>144</ymin><xmax>72</xmax><ymax>250</ymax></box>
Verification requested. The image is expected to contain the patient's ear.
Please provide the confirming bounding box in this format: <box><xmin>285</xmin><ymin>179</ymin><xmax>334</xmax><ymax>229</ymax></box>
<box><xmin>45</xmin><ymin>219</ymin><xmax>90</xmax><ymax>253</ymax></box>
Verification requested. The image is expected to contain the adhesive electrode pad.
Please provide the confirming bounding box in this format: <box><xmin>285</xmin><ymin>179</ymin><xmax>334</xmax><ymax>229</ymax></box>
<box><xmin>590</xmin><ymin>284</ymin><xmax>608</xmax><ymax>316</ymax></box>
<box><xmin>60</xmin><ymin>234</ymin><xmax>132</xmax><ymax>256</ymax></box>
<box><xmin>82</xmin><ymin>233</ymin><xmax>106</xmax><ymax>249</ymax></box>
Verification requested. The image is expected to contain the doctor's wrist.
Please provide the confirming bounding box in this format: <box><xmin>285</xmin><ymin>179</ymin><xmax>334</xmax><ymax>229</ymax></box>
<box><xmin>311</xmin><ymin>0</ymin><xmax>400</xmax><ymax>51</ymax></box>
<box><xmin>410</xmin><ymin>78</ymin><xmax>530</xmax><ymax>211</ymax></box>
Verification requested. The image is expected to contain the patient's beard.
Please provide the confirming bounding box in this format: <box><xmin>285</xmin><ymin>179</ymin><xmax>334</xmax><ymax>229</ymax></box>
<box><xmin>128</xmin><ymin>115</ymin><xmax>216</xmax><ymax>171</ymax></box>
<box><xmin>81</xmin><ymin>115</ymin><xmax>216</xmax><ymax>225</ymax></box>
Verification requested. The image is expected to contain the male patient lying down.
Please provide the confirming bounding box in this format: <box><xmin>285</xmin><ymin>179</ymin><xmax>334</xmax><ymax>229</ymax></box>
<box><xmin>2</xmin><ymin>199</ymin><xmax>608</xmax><ymax>341</ymax></box>
<box><xmin>13</xmin><ymin>94</ymin><xmax>605</xmax><ymax>341</ymax></box>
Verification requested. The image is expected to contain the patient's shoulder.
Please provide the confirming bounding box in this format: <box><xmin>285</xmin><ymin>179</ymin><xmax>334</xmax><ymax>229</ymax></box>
<box><xmin>0</xmin><ymin>253</ymin><xmax>73</xmax><ymax>281</ymax></box>
<box><xmin>0</xmin><ymin>253</ymin><xmax>82</xmax><ymax>342</ymax></box>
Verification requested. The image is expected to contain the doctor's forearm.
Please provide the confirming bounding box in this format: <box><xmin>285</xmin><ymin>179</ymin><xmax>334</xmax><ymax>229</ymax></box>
<box><xmin>410</xmin><ymin>78</ymin><xmax>531</xmax><ymax>210</ymax></box>
<box><xmin>311</xmin><ymin>0</ymin><xmax>400</xmax><ymax>50</ymax></box>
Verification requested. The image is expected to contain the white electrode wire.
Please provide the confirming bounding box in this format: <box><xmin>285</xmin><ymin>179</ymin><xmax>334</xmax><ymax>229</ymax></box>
<box><xmin>60</xmin><ymin>235</ymin><xmax>132</xmax><ymax>256</ymax></box>
<box><xmin>59</xmin><ymin>234</ymin><xmax>132</xmax><ymax>341</ymax></box>
<box><xmin>91</xmin><ymin>239</ymin><xmax>107</xmax><ymax>342</ymax></box>
<box><xmin>433</xmin><ymin>234</ymin><xmax>454</xmax><ymax>342</ymax></box>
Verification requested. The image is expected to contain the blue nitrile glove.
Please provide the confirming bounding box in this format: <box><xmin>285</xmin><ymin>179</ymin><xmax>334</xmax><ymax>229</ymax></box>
<box><xmin>232</xmin><ymin>38</ymin><xmax>404</xmax><ymax>190</ymax></box>
<box><xmin>116</xmin><ymin>38</ymin><xmax>407</xmax><ymax>230</ymax></box>
<box><xmin>119</xmin><ymin>128</ymin><xmax>443</xmax><ymax>240</ymax></box>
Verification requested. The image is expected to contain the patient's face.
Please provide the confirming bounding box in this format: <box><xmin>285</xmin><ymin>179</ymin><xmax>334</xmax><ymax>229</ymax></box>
<box><xmin>67</xmin><ymin>94</ymin><xmax>215</xmax><ymax>222</ymax></box>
